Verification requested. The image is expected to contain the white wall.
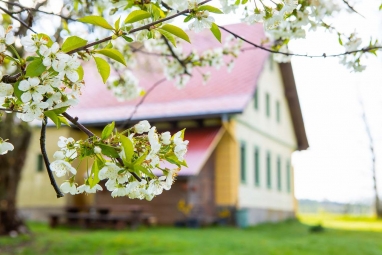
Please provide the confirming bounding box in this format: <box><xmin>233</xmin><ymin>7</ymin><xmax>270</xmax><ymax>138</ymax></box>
<box><xmin>235</xmin><ymin>59</ymin><xmax>297</xmax><ymax>212</ymax></box>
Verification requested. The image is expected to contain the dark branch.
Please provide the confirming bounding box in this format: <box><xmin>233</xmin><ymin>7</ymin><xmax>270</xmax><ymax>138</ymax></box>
<box><xmin>62</xmin><ymin>112</ymin><xmax>142</xmax><ymax>182</ymax></box>
<box><xmin>342</xmin><ymin>0</ymin><xmax>365</xmax><ymax>18</ymax></box>
<box><xmin>40</xmin><ymin>117</ymin><xmax>64</xmax><ymax>198</ymax></box>
<box><xmin>1</xmin><ymin>73</ymin><xmax>22</xmax><ymax>84</ymax></box>
<box><xmin>0</xmin><ymin>6</ymin><xmax>37</xmax><ymax>34</ymax></box>
<box><xmin>218</xmin><ymin>25</ymin><xmax>382</xmax><ymax>58</ymax></box>
<box><xmin>0</xmin><ymin>108</ymin><xmax>22</xmax><ymax>113</ymax></box>
<box><xmin>162</xmin><ymin>37</ymin><xmax>190</xmax><ymax>75</ymax></box>
<box><xmin>62</xmin><ymin>112</ymin><xmax>94</xmax><ymax>137</ymax></box>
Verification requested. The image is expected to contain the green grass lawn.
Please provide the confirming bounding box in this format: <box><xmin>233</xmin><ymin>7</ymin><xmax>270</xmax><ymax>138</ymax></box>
<box><xmin>1</xmin><ymin>216</ymin><xmax>382</xmax><ymax>255</ymax></box>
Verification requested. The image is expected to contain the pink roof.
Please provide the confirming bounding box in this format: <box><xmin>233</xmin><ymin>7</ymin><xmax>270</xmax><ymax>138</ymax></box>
<box><xmin>154</xmin><ymin>127</ymin><xmax>223</xmax><ymax>176</ymax></box>
<box><xmin>67</xmin><ymin>23</ymin><xmax>269</xmax><ymax>124</ymax></box>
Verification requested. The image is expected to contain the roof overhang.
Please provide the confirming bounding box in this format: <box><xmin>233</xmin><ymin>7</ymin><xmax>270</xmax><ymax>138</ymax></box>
<box><xmin>153</xmin><ymin>127</ymin><xmax>225</xmax><ymax>176</ymax></box>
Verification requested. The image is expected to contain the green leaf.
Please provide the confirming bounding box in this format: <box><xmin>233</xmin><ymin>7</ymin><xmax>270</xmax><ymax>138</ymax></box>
<box><xmin>171</xmin><ymin>128</ymin><xmax>186</xmax><ymax>141</ymax></box>
<box><xmin>114</xmin><ymin>16</ymin><xmax>121</xmax><ymax>31</ymax></box>
<box><xmin>25</xmin><ymin>58</ymin><xmax>46</xmax><ymax>77</ymax></box>
<box><xmin>44</xmin><ymin>110</ymin><xmax>61</xmax><ymax>128</ymax></box>
<box><xmin>124</xmin><ymin>10</ymin><xmax>151</xmax><ymax>24</ymax></box>
<box><xmin>134</xmin><ymin>165</ymin><xmax>155</xmax><ymax>178</ymax></box>
<box><xmin>379</xmin><ymin>3</ymin><xmax>382</xmax><ymax>10</ymax></box>
<box><xmin>58</xmin><ymin>116</ymin><xmax>70</xmax><ymax>127</ymax></box>
<box><xmin>165</xmin><ymin>152</ymin><xmax>188</xmax><ymax>167</ymax></box>
<box><xmin>101</xmin><ymin>121</ymin><xmax>115</xmax><ymax>140</ymax></box>
<box><xmin>94</xmin><ymin>57</ymin><xmax>110</xmax><ymax>83</ymax></box>
<box><xmin>61</xmin><ymin>36</ymin><xmax>88</xmax><ymax>53</ymax></box>
<box><xmin>37</xmin><ymin>33</ymin><xmax>53</xmax><ymax>47</ymax></box>
<box><xmin>198</xmin><ymin>5</ymin><xmax>224</xmax><ymax>14</ymax></box>
<box><xmin>77</xmin><ymin>65</ymin><xmax>84</xmax><ymax>80</ymax></box>
<box><xmin>78</xmin><ymin>15</ymin><xmax>114</xmax><ymax>30</ymax></box>
<box><xmin>96</xmin><ymin>48</ymin><xmax>126</xmax><ymax>66</ymax></box>
<box><xmin>88</xmin><ymin>159</ymin><xmax>100</xmax><ymax>188</ymax></box>
<box><xmin>98</xmin><ymin>144</ymin><xmax>120</xmax><ymax>158</ymax></box>
<box><xmin>157</xmin><ymin>29</ymin><xmax>176</xmax><ymax>47</ymax></box>
<box><xmin>122</xmin><ymin>35</ymin><xmax>134</xmax><ymax>42</ymax></box>
<box><xmin>160</xmin><ymin>24</ymin><xmax>190</xmax><ymax>43</ymax></box>
<box><xmin>120</xmin><ymin>135</ymin><xmax>134</xmax><ymax>164</ymax></box>
<box><xmin>183</xmin><ymin>15</ymin><xmax>193</xmax><ymax>23</ymax></box>
<box><xmin>133</xmin><ymin>150</ymin><xmax>148</xmax><ymax>166</ymax></box>
<box><xmin>13</xmin><ymin>81</ymin><xmax>22</xmax><ymax>100</ymax></box>
<box><xmin>26</xmin><ymin>56</ymin><xmax>36</xmax><ymax>62</ymax></box>
<box><xmin>210</xmin><ymin>23</ymin><xmax>221</xmax><ymax>43</ymax></box>
<box><xmin>51</xmin><ymin>106</ymin><xmax>69</xmax><ymax>115</ymax></box>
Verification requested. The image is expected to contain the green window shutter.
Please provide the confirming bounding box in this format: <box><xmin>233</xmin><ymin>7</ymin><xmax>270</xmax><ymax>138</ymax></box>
<box><xmin>286</xmin><ymin>160</ymin><xmax>291</xmax><ymax>193</ymax></box>
<box><xmin>254</xmin><ymin>147</ymin><xmax>260</xmax><ymax>187</ymax></box>
<box><xmin>266</xmin><ymin>152</ymin><xmax>271</xmax><ymax>189</ymax></box>
<box><xmin>276</xmin><ymin>101</ymin><xmax>280</xmax><ymax>123</ymax></box>
<box><xmin>266</xmin><ymin>93</ymin><xmax>270</xmax><ymax>117</ymax></box>
<box><xmin>37</xmin><ymin>154</ymin><xmax>44</xmax><ymax>172</ymax></box>
<box><xmin>277</xmin><ymin>157</ymin><xmax>281</xmax><ymax>191</ymax></box>
<box><xmin>240</xmin><ymin>142</ymin><xmax>246</xmax><ymax>183</ymax></box>
<box><xmin>254</xmin><ymin>89</ymin><xmax>259</xmax><ymax>110</ymax></box>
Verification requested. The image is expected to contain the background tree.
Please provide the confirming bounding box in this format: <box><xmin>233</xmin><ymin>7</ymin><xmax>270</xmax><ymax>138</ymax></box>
<box><xmin>0</xmin><ymin>0</ymin><xmax>381</xmax><ymax>236</ymax></box>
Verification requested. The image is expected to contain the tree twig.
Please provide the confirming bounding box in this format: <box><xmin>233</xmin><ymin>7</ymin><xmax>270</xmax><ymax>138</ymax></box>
<box><xmin>40</xmin><ymin>117</ymin><xmax>64</xmax><ymax>198</ymax></box>
<box><xmin>119</xmin><ymin>77</ymin><xmax>167</xmax><ymax>129</ymax></box>
<box><xmin>162</xmin><ymin>37</ymin><xmax>190</xmax><ymax>75</ymax></box>
<box><xmin>0</xmin><ymin>6</ymin><xmax>37</xmax><ymax>34</ymax></box>
<box><xmin>218</xmin><ymin>25</ymin><xmax>382</xmax><ymax>58</ymax></box>
<box><xmin>342</xmin><ymin>0</ymin><xmax>365</xmax><ymax>18</ymax></box>
<box><xmin>62</xmin><ymin>112</ymin><xmax>142</xmax><ymax>182</ymax></box>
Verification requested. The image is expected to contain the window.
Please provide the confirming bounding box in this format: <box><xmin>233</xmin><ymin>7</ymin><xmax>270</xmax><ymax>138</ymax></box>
<box><xmin>254</xmin><ymin>89</ymin><xmax>259</xmax><ymax>110</ymax></box>
<box><xmin>254</xmin><ymin>147</ymin><xmax>260</xmax><ymax>187</ymax></box>
<box><xmin>276</xmin><ymin>101</ymin><xmax>280</xmax><ymax>123</ymax></box>
<box><xmin>266</xmin><ymin>93</ymin><xmax>270</xmax><ymax>117</ymax></box>
<box><xmin>240</xmin><ymin>142</ymin><xmax>246</xmax><ymax>183</ymax></box>
<box><xmin>286</xmin><ymin>160</ymin><xmax>291</xmax><ymax>193</ymax></box>
<box><xmin>277</xmin><ymin>157</ymin><xmax>281</xmax><ymax>191</ymax></box>
<box><xmin>266</xmin><ymin>152</ymin><xmax>271</xmax><ymax>189</ymax></box>
<box><xmin>37</xmin><ymin>154</ymin><xmax>44</xmax><ymax>172</ymax></box>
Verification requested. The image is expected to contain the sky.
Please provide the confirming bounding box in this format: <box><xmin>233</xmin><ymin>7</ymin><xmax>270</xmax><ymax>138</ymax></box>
<box><xmin>289</xmin><ymin>1</ymin><xmax>382</xmax><ymax>203</ymax></box>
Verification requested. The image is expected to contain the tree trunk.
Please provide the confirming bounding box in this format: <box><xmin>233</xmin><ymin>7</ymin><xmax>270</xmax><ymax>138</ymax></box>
<box><xmin>0</xmin><ymin>113</ymin><xmax>31</xmax><ymax>236</ymax></box>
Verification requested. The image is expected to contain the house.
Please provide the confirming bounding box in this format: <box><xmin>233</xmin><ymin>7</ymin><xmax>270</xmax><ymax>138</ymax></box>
<box><xmin>16</xmin><ymin>23</ymin><xmax>308</xmax><ymax>226</ymax></box>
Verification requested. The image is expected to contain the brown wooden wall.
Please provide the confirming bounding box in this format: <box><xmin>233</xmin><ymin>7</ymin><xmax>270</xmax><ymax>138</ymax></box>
<box><xmin>187</xmin><ymin>153</ymin><xmax>216</xmax><ymax>224</ymax></box>
<box><xmin>95</xmin><ymin>179</ymin><xmax>188</xmax><ymax>225</ymax></box>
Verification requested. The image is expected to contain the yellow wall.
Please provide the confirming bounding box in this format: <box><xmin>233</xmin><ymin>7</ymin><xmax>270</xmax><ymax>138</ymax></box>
<box><xmin>17</xmin><ymin>126</ymin><xmax>70</xmax><ymax>208</ymax></box>
<box><xmin>17</xmin><ymin>125</ymin><xmax>103</xmax><ymax>209</ymax></box>
<box><xmin>214</xmin><ymin>120</ymin><xmax>239</xmax><ymax>206</ymax></box>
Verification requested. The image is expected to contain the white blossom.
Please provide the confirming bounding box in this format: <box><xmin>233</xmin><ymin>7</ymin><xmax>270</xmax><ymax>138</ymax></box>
<box><xmin>189</xmin><ymin>11</ymin><xmax>215</xmax><ymax>33</ymax></box>
<box><xmin>94</xmin><ymin>146</ymin><xmax>101</xmax><ymax>154</ymax></box>
<box><xmin>77</xmin><ymin>183</ymin><xmax>103</xmax><ymax>194</ymax></box>
<box><xmin>57</xmin><ymin>136</ymin><xmax>79</xmax><ymax>159</ymax></box>
<box><xmin>50</xmin><ymin>160</ymin><xmax>77</xmax><ymax>177</ymax></box>
<box><xmin>52</xmin><ymin>53</ymin><xmax>81</xmax><ymax>82</ymax></box>
<box><xmin>111</xmin><ymin>185</ymin><xmax>128</xmax><ymax>197</ymax></box>
<box><xmin>148</xmin><ymin>176</ymin><xmax>166</xmax><ymax>195</ymax></box>
<box><xmin>40</xmin><ymin>42</ymin><xmax>60</xmax><ymax>67</ymax></box>
<box><xmin>161</xmin><ymin>132</ymin><xmax>171</xmax><ymax>145</ymax></box>
<box><xmin>19</xmin><ymin>77</ymin><xmax>47</xmax><ymax>103</ymax></box>
<box><xmin>60</xmin><ymin>181</ymin><xmax>77</xmax><ymax>195</ymax></box>
<box><xmin>21</xmin><ymin>35</ymin><xmax>47</xmax><ymax>53</ymax></box>
<box><xmin>0</xmin><ymin>26</ymin><xmax>15</xmax><ymax>52</ymax></box>
<box><xmin>134</xmin><ymin>120</ymin><xmax>151</xmax><ymax>134</ymax></box>
<box><xmin>0</xmin><ymin>139</ymin><xmax>14</xmax><ymax>155</ymax></box>
<box><xmin>98</xmin><ymin>162</ymin><xmax>122</xmax><ymax>180</ymax></box>
<box><xmin>20</xmin><ymin>101</ymin><xmax>49</xmax><ymax>122</ymax></box>
<box><xmin>0</xmin><ymin>83</ymin><xmax>14</xmax><ymax>97</ymax></box>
